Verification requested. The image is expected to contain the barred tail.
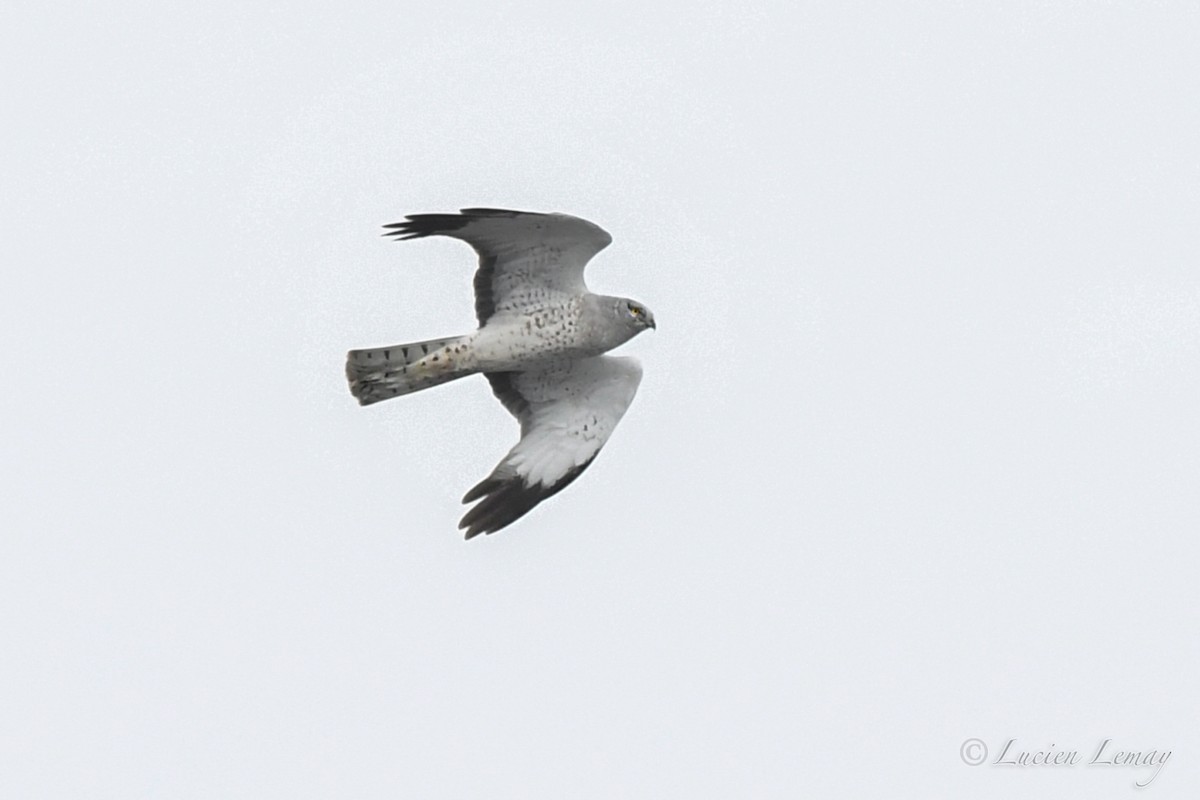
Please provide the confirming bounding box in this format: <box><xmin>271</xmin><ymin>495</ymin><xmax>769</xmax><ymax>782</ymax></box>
<box><xmin>346</xmin><ymin>334</ymin><xmax>476</xmax><ymax>406</ymax></box>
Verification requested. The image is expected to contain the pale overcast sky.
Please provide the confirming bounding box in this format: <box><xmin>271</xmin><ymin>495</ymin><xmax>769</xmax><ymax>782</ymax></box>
<box><xmin>2</xmin><ymin>2</ymin><xmax>1198</xmax><ymax>797</ymax></box>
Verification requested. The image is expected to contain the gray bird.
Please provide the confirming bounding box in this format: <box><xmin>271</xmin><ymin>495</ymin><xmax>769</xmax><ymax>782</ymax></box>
<box><xmin>347</xmin><ymin>208</ymin><xmax>656</xmax><ymax>538</ymax></box>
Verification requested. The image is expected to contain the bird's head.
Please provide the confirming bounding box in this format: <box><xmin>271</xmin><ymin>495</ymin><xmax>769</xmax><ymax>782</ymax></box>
<box><xmin>619</xmin><ymin>298</ymin><xmax>656</xmax><ymax>333</ymax></box>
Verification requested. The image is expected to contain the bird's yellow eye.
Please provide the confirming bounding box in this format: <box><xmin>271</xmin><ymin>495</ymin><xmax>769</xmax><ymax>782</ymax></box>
<box><xmin>628</xmin><ymin>305</ymin><xmax>642</xmax><ymax>317</ymax></box>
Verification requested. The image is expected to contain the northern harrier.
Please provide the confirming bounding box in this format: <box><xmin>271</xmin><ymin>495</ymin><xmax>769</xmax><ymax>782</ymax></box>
<box><xmin>347</xmin><ymin>208</ymin><xmax>655</xmax><ymax>538</ymax></box>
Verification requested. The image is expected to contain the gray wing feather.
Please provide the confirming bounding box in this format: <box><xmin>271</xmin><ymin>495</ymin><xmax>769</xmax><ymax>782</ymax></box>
<box><xmin>382</xmin><ymin>208</ymin><xmax>613</xmax><ymax>324</ymax></box>
<box><xmin>460</xmin><ymin>356</ymin><xmax>643</xmax><ymax>538</ymax></box>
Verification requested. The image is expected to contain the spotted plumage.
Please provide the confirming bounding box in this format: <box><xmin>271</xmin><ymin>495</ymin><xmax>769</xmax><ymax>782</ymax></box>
<box><xmin>346</xmin><ymin>208</ymin><xmax>655</xmax><ymax>538</ymax></box>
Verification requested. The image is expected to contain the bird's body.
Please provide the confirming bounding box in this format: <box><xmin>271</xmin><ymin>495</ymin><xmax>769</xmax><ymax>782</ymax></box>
<box><xmin>346</xmin><ymin>208</ymin><xmax>655</xmax><ymax>538</ymax></box>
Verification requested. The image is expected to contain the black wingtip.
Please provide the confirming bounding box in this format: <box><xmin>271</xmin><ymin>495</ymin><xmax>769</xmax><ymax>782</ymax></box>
<box><xmin>461</xmin><ymin>477</ymin><xmax>500</xmax><ymax>505</ymax></box>
<box><xmin>457</xmin><ymin>207</ymin><xmax>537</xmax><ymax>218</ymax></box>
<box><xmin>381</xmin><ymin>213</ymin><xmax>473</xmax><ymax>241</ymax></box>
<box><xmin>381</xmin><ymin>208</ymin><xmax>549</xmax><ymax>242</ymax></box>
<box><xmin>458</xmin><ymin>459</ymin><xmax>596</xmax><ymax>538</ymax></box>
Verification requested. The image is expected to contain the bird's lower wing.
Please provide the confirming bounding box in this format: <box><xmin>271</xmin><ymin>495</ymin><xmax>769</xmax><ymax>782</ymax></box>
<box><xmin>459</xmin><ymin>356</ymin><xmax>643</xmax><ymax>538</ymax></box>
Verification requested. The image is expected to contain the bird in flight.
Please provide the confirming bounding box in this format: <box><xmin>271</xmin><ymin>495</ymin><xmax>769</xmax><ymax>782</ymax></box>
<box><xmin>346</xmin><ymin>208</ymin><xmax>656</xmax><ymax>538</ymax></box>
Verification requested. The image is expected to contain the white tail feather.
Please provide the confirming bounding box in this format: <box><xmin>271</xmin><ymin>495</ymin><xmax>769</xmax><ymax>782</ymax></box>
<box><xmin>346</xmin><ymin>334</ymin><xmax>476</xmax><ymax>405</ymax></box>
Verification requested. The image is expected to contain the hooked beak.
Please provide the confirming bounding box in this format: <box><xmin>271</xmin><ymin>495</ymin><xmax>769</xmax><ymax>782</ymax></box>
<box><xmin>648</xmin><ymin>317</ymin><xmax>656</xmax><ymax>330</ymax></box>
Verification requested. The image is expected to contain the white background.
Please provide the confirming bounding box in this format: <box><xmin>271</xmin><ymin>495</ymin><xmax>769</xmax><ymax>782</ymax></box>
<box><xmin>2</xmin><ymin>2</ymin><xmax>1198</xmax><ymax>797</ymax></box>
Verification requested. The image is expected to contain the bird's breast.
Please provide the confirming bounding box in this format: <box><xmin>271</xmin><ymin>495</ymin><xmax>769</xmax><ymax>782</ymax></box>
<box><xmin>471</xmin><ymin>305</ymin><xmax>612</xmax><ymax>371</ymax></box>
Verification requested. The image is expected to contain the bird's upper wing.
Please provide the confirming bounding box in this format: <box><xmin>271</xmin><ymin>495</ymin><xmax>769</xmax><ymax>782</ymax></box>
<box><xmin>383</xmin><ymin>208</ymin><xmax>613</xmax><ymax>324</ymax></box>
<box><xmin>459</xmin><ymin>355</ymin><xmax>643</xmax><ymax>538</ymax></box>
